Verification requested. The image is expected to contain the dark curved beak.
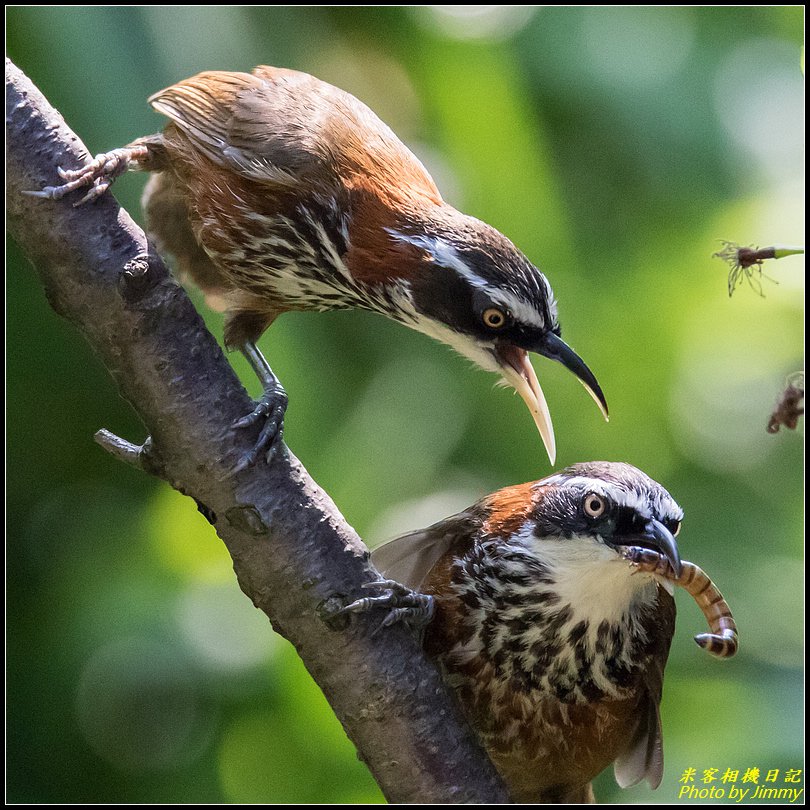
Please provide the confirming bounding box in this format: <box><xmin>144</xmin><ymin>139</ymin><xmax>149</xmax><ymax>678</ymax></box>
<box><xmin>638</xmin><ymin>519</ymin><xmax>682</xmax><ymax>577</ymax></box>
<box><xmin>535</xmin><ymin>332</ymin><xmax>609</xmax><ymax>421</ymax></box>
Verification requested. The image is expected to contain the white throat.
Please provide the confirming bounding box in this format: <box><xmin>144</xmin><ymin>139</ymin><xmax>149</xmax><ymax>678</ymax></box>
<box><xmin>515</xmin><ymin>525</ymin><xmax>673</xmax><ymax>629</ymax></box>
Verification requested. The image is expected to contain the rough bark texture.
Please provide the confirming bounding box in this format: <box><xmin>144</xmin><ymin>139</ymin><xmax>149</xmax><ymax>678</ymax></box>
<box><xmin>6</xmin><ymin>58</ymin><xmax>510</xmax><ymax>804</ymax></box>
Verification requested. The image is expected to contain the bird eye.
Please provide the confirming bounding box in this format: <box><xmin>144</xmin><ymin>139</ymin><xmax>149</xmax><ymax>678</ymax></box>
<box><xmin>583</xmin><ymin>493</ymin><xmax>606</xmax><ymax>518</ymax></box>
<box><xmin>666</xmin><ymin>519</ymin><xmax>682</xmax><ymax>537</ymax></box>
<box><xmin>481</xmin><ymin>307</ymin><xmax>508</xmax><ymax>329</ymax></box>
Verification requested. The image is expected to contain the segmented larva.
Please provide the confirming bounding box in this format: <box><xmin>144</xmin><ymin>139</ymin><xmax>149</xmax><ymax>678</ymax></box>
<box><xmin>621</xmin><ymin>547</ymin><xmax>738</xmax><ymax>658</ymax></box>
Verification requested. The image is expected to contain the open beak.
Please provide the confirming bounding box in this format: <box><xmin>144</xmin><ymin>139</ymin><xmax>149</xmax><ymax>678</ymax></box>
<box><xmin>494</xmin><ymin>334</ymin><xmax>608</xmax><ymax>465</ymax></box>
<box><xmin>494</xmin><ymin>344</ymin><xmax>557</xmax><ymax>464</ymax></box>
<box><xmin>535</xmin><ymin>332</ymin><xmax>609</xmax><ymax>422</ymax></box>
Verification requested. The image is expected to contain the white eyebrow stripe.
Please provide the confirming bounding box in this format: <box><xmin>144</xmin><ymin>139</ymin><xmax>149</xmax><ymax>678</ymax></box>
<box><xmin>387</xmin><ymin>230</ymin><xmax>546</xmax><ymax>329</ymax></box>
<box><xmin>490</xmin><ymin>291</ymin><xmax>546</xmax><ymax>329</ymax></box>
<box><xmin>542</xmin><ymin>475</ymin><xmax>684</xmax><ymax>523</ymax></box>
<box><xmin>388</xmin><ymin>230</ymin><xmax>490</xmax><ymax>287</ymax></box>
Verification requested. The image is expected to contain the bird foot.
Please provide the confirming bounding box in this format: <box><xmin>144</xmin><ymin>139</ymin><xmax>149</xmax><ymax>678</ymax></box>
<box><xmin>232</xmin><ymin>380</ymin><xmax>288</xmax><ymax>472</ymax></box>
<box><xmin>336</xmin><ymin>579</ymin><xmax>435</xmax><ymax>635</ymax></box>
<box><xmin>23</xmin><ymin>143</ymin><xmax>150</xmax><ymax>206</ymax></box>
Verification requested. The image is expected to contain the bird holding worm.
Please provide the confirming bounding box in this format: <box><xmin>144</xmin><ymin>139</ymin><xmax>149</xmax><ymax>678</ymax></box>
<box><xmin>31</xmin><ymin>67</ymin><xmax>736</xmax><ymax>806</ymax></box>
<box><xmin>341</xmin><ymin>462</ymin><xmax>738</xmax><ymax>803</ymax></box>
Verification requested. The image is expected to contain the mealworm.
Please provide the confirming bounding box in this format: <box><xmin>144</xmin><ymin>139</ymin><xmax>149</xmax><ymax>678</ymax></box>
<box><xmin>620</xmin><ymin>546</ymin><xmax>738</xmax><ymax>658</ymax></box>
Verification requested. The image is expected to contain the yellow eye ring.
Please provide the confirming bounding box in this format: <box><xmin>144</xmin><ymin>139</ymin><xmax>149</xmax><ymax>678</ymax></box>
<box><xmin>482</xmin><ymin>307</ymin><xmax>508</xmax><ymax>329</ymax></box>
<box><xmin>583</xmin><ymin>493</ymin><xmax>606</xmax><ymax>518</ymax></box>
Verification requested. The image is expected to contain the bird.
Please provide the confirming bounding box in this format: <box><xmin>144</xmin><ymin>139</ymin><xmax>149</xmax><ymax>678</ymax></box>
<box><xmin>29</xmin><ymin>65</ymin><xmax>608</xmax><ymax>468</ymax></box>
<box><xmin>346</xmin><ymin>461</ymin><xmax>685</xmax><ymax>803</ymax></box>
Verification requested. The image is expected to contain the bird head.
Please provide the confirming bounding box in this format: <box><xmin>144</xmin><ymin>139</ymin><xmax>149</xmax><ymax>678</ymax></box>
<box><xmin>527</xmin><ymin>461</ymin><xmax>683</xmax><ymax>576</ymax></box>
<box><xmin>371</xmin><ymin>461</ymin><xmax>685</xmax><ymax>800</ymax></box>
<box><xmin>390</xmin><ymin>215</ymin><xmax>608</xmax><ymax>464</ymax></box>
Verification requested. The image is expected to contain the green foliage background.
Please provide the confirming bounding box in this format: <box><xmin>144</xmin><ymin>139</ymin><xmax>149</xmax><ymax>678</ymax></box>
<box><xmin>7</xmin><ymin>6</ymin><xmax>804</xmax><ymax>804</ymax></box>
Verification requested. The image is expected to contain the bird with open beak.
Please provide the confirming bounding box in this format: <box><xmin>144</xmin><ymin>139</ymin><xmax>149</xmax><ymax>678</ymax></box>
<box><xmin>29</xmin><ymin>65</ymin><xmax>608</xmax><ymax>466</ymax></box>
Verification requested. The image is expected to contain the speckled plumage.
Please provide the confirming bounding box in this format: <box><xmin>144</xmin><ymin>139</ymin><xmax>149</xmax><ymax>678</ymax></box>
<box><xmin>372</xmin><ymin>462</ymin><xmax>682</xmax><ymax>803</ymax></box>
<box><xmin>35</xmin><ymin>64</ymin><xmax>608</xmax><ymax>464</ymax></box>
<box><xmin>139</xmin><ymin>66</ymin><xmax>562</xmax><ymax>350</ymax></box>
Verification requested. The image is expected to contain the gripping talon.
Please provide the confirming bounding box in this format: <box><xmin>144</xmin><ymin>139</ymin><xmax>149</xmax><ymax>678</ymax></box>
<box><xmin>77</xmin><ymin>177</ymin><xmax>110</xmax><ymax>206</ymax></box>
<box><xmin>233</xmin><ymin>400</ymin><xmax>271</xmax><ymax>430</ymax></box>
<box><xmin>363</xmin><ymin>578</ymin><xmax>414</xmax><ymax>595</ymax></box>
<box><xmin>381</xmin><ymin>606</ymin><xmax>432</xmax><ymax>629</ymax></box>
<box><xmin>232</xmin><ymin>385</ymin><xmax>287</xmax><ymax>470</ymax></box>
<box><xmin>231</xmin><ymin>341</ymin><xmax>288</xmax><ymax>471</ymax></box>
<box><xmin>337</xmin><ymin>579</ymin><xmax>435</xmax><ymax>634</ymax></box>
<box><xmin>24</xmin><ymin>143</ymin><xmax>151</xmax><ymax>204</ymax></box>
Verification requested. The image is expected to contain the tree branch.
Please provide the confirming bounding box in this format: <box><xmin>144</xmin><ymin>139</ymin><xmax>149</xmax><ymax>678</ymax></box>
<box><xmin>6</xmin><ymin>58</ymin><xmax>509</xmax><ymax>803</ymax></box>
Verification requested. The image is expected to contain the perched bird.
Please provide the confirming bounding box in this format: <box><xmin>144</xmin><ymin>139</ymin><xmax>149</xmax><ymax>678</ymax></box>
<box><xmin>31</xmin><ymin>66</ymin><xmax>607</xmax><ymax>467</ymax></box>
<box><xmin>355</xmin><ymin>462</ymin><xmax>685</xmax><ymax>803</ymax></box>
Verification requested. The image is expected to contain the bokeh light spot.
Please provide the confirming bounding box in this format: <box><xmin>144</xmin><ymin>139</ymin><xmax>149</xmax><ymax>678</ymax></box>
<box><xmin>582</xmin><ymin>7</ymin><xmax>696</xmax><ymax>89</ymax></box>
<box><xmin>175</xmin><ymin>581</ymin><xmax>282</xmax><ymax>672</ymax></box>
<box><xmin>417</xmin><ymin>6</ymin><xmax>536</xmax><ymax>42</ymax></box>
<box><xmin>714</xmin><ymin>37</ymin><xmax>804</xmax><ymax>186</ymax></box>
<box><xmin>75</xmin><ymin>637</ymin><xmax>216</xmax><ymax>771</ymax></box>
<box><xmin>366</xmin><ymin>481</ymin><xmax>487</xmax><ymax>549</ymax></box>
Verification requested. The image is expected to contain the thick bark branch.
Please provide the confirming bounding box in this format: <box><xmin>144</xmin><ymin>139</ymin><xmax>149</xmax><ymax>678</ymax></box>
<box><xmin>6</xmin><ymin>59</ymin><xmax>509</xmax><ymax>803</ymax></box>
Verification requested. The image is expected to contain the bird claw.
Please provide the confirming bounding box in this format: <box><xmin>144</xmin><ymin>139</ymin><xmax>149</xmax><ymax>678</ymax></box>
<box><xmin>336</xmin><ymin>579</ymin><xmax>435</xmax><ymax>634</ymax></box>
<box><xmin>22</xmin><ymin>145</ymin><xmax>145</xmax><ymax>205</ymax></box>
<box><xmin>232</xmin><ymin>383</ymin><xmax>288</xmax><ymax>472</ymax></box>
